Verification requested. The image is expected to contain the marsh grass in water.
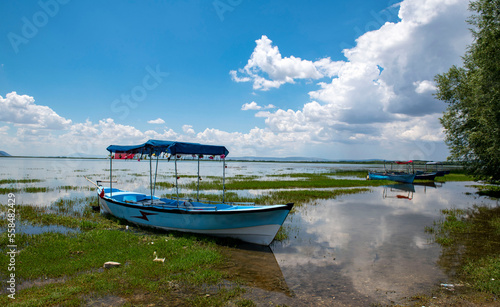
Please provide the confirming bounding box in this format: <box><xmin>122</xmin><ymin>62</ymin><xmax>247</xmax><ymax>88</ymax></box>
<box><xmin>162</xmin><ymin>188</ymin><xmax>370</xmax><ymax>208</ymax></box>
<box><xmin>0</xmin><ymin>179</ymin><xmax>44</xmax><ymax>184</ymax></box>
<box><xmin>473</xmin><ymin>185</ymin><xmax>500</xmax><ymax>198</ymax></box>
<box><xmin>181</xmin><ymin>173</ymin><xmax>390</xmax><ymax>191</ymax></box>
<box><xmin>426</xmin><ymin>205</ymin><xmax>500</xmax><ymax>295</ymax></box>
<box><xmin>435</xmin><ymin>173</ymin><xmax>475</xmax><ymax>182</ymax></box>
<box><xmin>0</xmin><ymin>178</ymin><xmax>48</xmax><ymax>194</ymax></box>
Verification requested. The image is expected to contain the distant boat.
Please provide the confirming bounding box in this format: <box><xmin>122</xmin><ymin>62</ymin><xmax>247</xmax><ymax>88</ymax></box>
<box><xmin>414</xmin><ymin>171</ymin><xmax>438</xmax><ymax>181</ymax></box>
<box><xmin>424</xmin><ymin>162</ymin><xmax>450</xmax><ymax>177</ymax></box>
<box><xmin>88</xmin><ymin>140</ymin><xmax>293</xmax><ymax>246</ymax></box>
<box><xmin>368</xmin><ymin>160</ymin><xmax>416</xmax><ymax>183</ymax></box>
<box><xmin>368</xmin><ymin>172</ymin><xmax>416</xmax><ymax>183</ymax></box>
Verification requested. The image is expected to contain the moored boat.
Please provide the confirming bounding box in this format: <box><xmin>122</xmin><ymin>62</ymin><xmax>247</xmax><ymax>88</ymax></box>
<box><xmin>89</xmin><ymin>140</ymin><xmax>294</xmax><ymax>246</ymax></box>
<box><xmin>368</xmin><ymin>172</ymin><xmax>416</xmax><ymax>183</ymax></box>
<box><xmin>414</xmin><ymin>171</ymin><xmax>438</xmax><ymax>181</ymax></box>
<box><xmin>424</xmin><ymin>162</ymin><xmax>450</xmax><ymax>177</ymax></box>
<box><xmin>368</xmin><ymin>160</ymin><xmax>416</xmax><ymax>183</ymax></box>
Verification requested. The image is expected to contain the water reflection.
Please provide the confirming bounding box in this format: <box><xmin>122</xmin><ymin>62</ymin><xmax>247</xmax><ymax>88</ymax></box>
<box><xmin>221</xmin><ymin>243</ymin><xmax>292</xmax><ymax>296</ymax></box>
<box><xmin>270</xmin><ymin>182</ymin><xmax>498</xmax><ymax>305</ymax></box>
<box><xmin>383</xmin><ymin>183</ymin><xmax>415</xmax><ymax>200</ymax></box>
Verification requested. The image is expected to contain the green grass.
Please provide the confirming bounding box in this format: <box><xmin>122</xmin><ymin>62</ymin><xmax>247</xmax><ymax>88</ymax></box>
<box><xmin>0</xmin><ymin>230</ymin><xmax>230</xmax><ymax>306</ymax></box>
<box><xmin>0</xmin><ymin>194</ymin><xmax>244</xmax><ymax>306</ymax></box>
<box><xmin>462</xmin><ymin>255</ymin><xmax>500</xmax><ymax>293</ymax></box>
<box><xmin>426</xmin><ymin>205</ymin><xmax>500</xmax><ymax>295</ymax></box>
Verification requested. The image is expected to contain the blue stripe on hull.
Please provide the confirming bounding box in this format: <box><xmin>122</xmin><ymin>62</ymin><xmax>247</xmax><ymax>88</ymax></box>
<box><xmin>368</xmin><ymin>172</ymin><xmax>415</xmax><ymax>183</ymax></box>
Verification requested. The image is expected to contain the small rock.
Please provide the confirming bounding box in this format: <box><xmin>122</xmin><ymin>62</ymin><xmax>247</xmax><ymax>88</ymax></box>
<box><xmin>103</xmin><ymin>261</ymin><xmax>121</xmax><ymax>269</ymax></box>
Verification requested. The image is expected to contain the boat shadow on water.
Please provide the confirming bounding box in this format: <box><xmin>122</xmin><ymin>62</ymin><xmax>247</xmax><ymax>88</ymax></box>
<box><xmin>219</xmin><ymin>243</ymin><xmax>293</xmax><ymax>297</ymax></box>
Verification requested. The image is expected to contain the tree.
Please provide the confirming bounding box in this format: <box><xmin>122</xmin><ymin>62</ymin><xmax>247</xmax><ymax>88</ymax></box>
<box><xmin>434</xmin><ymin>0</ymin><xmax>500</xmax><ymax>181</ymax></box>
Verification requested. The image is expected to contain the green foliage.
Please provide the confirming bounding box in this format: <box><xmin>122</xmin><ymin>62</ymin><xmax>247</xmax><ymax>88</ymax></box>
<box><xmin>434</xmin><ymin>0</ymin><xmax>500</xmax><ymax>181</ymax></box>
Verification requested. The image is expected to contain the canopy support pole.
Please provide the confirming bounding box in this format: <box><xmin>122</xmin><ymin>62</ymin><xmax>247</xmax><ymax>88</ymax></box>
<box><xmin>110</xmin><ymin>154</ymin><xmax>113</xmax><ymax>198</ymax></box>
<box><xmin>196</xmin><ymin>155</ymin><xmax>201</xmax><ymax>201</ymax></box>
<box><xmin>222</xmin><ymin>158</ymin><xmax>226</xmax><ymax>203</ymax></box>
<box><xmin>175</xmin><ymin>155</ymin><xmax>179</xmax><ymax>205</ymax></box>
<box><xmin>149</xmin><ymin>153</ymin><xmax>153</xmax><ymax>204</ymax></box>
<box><xmin>153</xmin><ymin>154</ymin><xmax>159</xmax><ymax>198</ymax></box>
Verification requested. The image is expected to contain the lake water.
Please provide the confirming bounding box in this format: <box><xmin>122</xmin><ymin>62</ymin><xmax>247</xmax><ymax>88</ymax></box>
<box><xmin>1</xmin><ymin>157</ymin><xmax>498</xmax><ymax>305</ymax></box>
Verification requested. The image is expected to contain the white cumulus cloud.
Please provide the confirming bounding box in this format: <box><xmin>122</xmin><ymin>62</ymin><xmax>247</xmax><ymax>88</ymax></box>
<box><xmin>182</xmin><ymin>125</ymin><xmax>195</xmax><ymax>134</ymax></box>
<box><xmin>230</xmin><ymin>35</ymin><xmax>329</xmax><ymax>90</ymax></box>
<box><xmin>148</xmin><ymin>118</ymin><xmax>165</xmax><ymax>124</ymax></box>
<box><xmin>230</xmin><ymin>0</ymin><xmax>471</xmax><ymax>158</ymax></box>
<box><xmin>241</xmin><ymin>101</ymin><xmax>276</xmax><ymax>111</ymax></box>
<box><xmin>0</xmin><ymin>92</ymin><xmax>72</xmax><ymax>129</ymax></box>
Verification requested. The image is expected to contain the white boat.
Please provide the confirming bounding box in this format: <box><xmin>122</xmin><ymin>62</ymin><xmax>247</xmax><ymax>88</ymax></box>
<box><xmin>90</xmin><ymin>140</ymin><xmax>293</xmax><ymax>246</ymax></box>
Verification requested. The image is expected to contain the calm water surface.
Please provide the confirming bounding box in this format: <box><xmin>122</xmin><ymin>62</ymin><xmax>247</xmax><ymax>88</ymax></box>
<box><xmin>1</xmin><ymin>157</ymin><xmax>498</xmax><ymax>305</ymax></box>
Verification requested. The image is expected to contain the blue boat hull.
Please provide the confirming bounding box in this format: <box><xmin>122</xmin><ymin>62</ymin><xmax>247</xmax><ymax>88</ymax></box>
<box><xmin>368</xmin><ymin>172</ymin><xmax>416</xmax><ymax>183</ymax></box>
<box><xmin>97</xmin><ymin>188</ymin><xmax>293</xmax><ymax>245</ymax></box>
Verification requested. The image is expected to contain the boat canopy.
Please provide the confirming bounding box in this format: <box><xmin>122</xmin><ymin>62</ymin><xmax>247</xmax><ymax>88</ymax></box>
<box><xmin>106</xmin><ymin>140</ymin><xmax>229</xmax><ymax>157</ymax></box>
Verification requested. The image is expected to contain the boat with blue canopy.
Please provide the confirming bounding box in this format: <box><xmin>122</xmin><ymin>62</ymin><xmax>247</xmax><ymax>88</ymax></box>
<box><xmin>87</xmin><ymin>140</ymin><xmax>293</xmax><ymax>246</ymax></box>
<box><xmin>368</xmin><ymin>160</ymin><xmax>416</xmax><ymax>183</ymax></box>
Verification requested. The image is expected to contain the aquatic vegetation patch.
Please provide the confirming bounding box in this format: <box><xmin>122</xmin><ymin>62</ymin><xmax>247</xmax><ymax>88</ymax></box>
<box><xmin>57</xmin><ymin>185</ymin><xmax>92</xmax><ymax>192</ymax></box>
<box><xmin>128</xmin><ymin>172</ymin><xmax>148</xmax><ymax>177</ymax></box>
<box><xmin>0</xmin><ymin>187</ymin><xmax>20</xmax><ymax>194</ymax></box>
<box><xmin>0</xmin><ymin>203</ymin><xmax>114</xmax><ymax>231</ymax></box>
<box><xmin>23</xmin><ymin>186</ymin><xmax>49</xmax><ymax>193</ymax></box>
<box><xmin>162</xmin><ymin>188</ymin><xmax>370</xmax><ymax>207</ymax></box>
<box><xmin>255</xmin><ymin>188</ymin><xmax>371</xmax><ymax>207</ymax></box>
<box><xmin>435</xmin><ymin>173</ymin><xmax>475</xmax><ymax>182</ymax></box>
<box><xmin>473</xmin><ymin>185</ymin><xmax>500</xmax><ymax>198</ymax></box>
<box><xmin>0</xmin><ymin>178</ymin><xmax>44</xmax><ymax>184</ymax></box>
<box><xmin>185</xmin><ymin>174</ymin><xmax>389</xmax><ymax>191</ymax></box>
<box><xmin>154</xmin><ymin>181</ymin><xmax>175</xmax><ymax>188</ymax></box>
<box><xmin>330</xmin><ymin>169</ymin><xmax>372</xmax><ymax>178</ymax></box>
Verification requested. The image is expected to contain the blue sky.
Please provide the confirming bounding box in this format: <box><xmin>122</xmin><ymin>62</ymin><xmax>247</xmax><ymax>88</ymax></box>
<box><xmin>1</xmin><ymin>0</ymin><xmax>471</xmax><ymax>160</ymax></box>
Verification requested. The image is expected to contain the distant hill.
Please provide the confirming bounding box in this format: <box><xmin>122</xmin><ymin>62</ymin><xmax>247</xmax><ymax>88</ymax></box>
<box><xmin>67</xmin><ymin>153</ymin><xmax>107</xmax><ymax>158</ymax></box>
<box><xmin>0</xmin><ymin>151</ymin><xmax>11</xmax><ymax>157</ymax></box>
<box><xmin>229</xmin><ymin>157</ymin><xmax>386</xmax><ymax>163</ymax></box>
